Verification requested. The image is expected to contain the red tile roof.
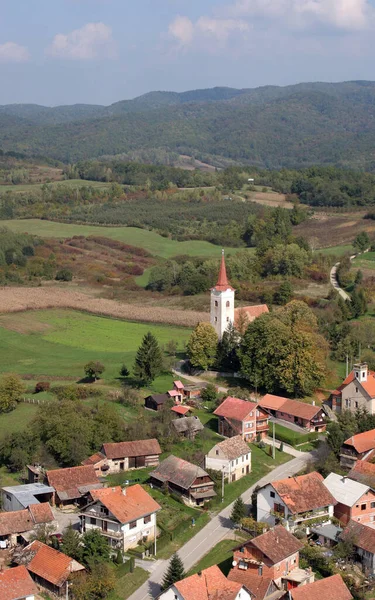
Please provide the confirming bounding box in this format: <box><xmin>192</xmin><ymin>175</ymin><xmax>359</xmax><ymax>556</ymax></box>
<box><xmin>171</xmin><ymin>405</ymin><xmax>191</xmax><ymax>416</ymax></box>
<box><xmin>341</xmin><ymin>520</ymin><xmax>375</xmax><ymax>554</ymax></box>
<box><xmin>0</xmin><ymin>566</ymin><xmax>38</xmax><ymax>600</ymax></box>
<box><xmin>333</xmin><ymin>369</ymin><xmax>375</xmax><ymax>398</ymax></box>
<box><xmin>28</xmin><ymin>502</ymin><xmax>54</xmax><ymax>525</ymax></box>
<box><xmin>82</xmin><ymin>452</ymin><xmax>106</xmax><ymax>466</ymax></box>
<box><xmin>227</xmin><ymin>569</ymin><xmax>273</xmax><ymax>600</ymax></box>
<box><xmin>174</xmin><ymin>565</ymin><xmax>242</xmax><ymax>600</ymax></box>
<box><xmin>212</xmin><ymin>252</ymin><xmax>235</xmax><ymax>292</ymax></box>
<box><xmin>0</xmin><ymin>503</ymin><xmax>54</xmax><ymax>536</ymax></box>
<box><xmin>234</xmin><ymin>305</ymin><xmax>269</xmax><ymax>324</ymax></box>
<box><xmin>89</xmin><ymin>484</ymin><xmax>161</xmax><ymax>524</ymax></box>
<box><xmin>343</xmin><ymin>429</ymin><xmax>375</xmax><ymax>454</ymax></box>
<box><xmin>245</xmin><ymin>525</ymin><xmax>303</xmax><ymax>564</ymax></box>
<box><xmin>290</xmin><ymin>574</ymin><xmax>352</xmax><ymax>600</ymax></box>
<box><xmin>271</xmin><ymin>472</ymin><xmax>337</xmax><ymax>514</ymax></box>
<box><xmin>19</xmin><ymin>540</ymin><xmax>85</xmax><ymax>587</ymax></box>
<box><xmin>260</xmin><ymin>394</ymin><xmax>321</xmax><ymax>421</ymax></box>
<box><xmin>102</xmin><ymin>439</ymin><xmax>161</xmax><ymax>460</ymax></box>
<box><xmin>174</xmin><ymin>381</ymin><xmax>184</xmax><ymax>390</ymax></box>
<box><xmin>46</xmin><ymin>465</ymin><xmax>101</xmax><ymax>501</ymax></box>
<box><xmin>349</xmin><ymin>460</ymin><xmax>375</xmax><ymax>484</ymax></box>
<box><xmin>214</xmin><ymin>396</ymin><xmax>258</xmax><ymax>421</ymax></box>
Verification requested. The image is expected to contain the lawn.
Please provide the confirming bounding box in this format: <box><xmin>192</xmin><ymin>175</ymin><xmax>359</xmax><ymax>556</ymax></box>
<box><xmin>107</xmin><ymin>566</ymin><xmax>149</xmax><ymax>600</ymax></box>
<box><xmin>0</xmin><ymin>309</ymin><xmax>191</xmax><ymax>382</ymax></box>
<box><xmin>273</xmin><ymin>423</ymin><xmax>318</xmax><ymax>448</ymax></box>
<box><xmin>0</xmin><ymin>402</ymin><xmax>39</xmax><ymax>438</ymax></box>
<box><xmin>187</xmin><ymin>539</ymin><xmax>236</xmax><ymax>576</ymax></box>
<box><xmin>2</xmin><ymin>219</ymin><xmax>249</xmax><ymax>259</ymax></box>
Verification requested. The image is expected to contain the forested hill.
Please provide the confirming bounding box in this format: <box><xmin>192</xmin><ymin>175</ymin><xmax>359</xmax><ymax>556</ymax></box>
<box><xmin>2</xmin><ymin>80</ymin><xmax>375</xmax><ymax>169</ymax></box>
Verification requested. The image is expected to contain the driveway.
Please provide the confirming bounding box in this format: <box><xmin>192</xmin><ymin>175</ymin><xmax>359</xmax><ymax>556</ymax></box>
<box><xmin>269</xmin><ymin>416</ymin><xmax>309</xmax><ymax>434</ymax></box>
<box><xmin>52</xmin><ymin>507</ymin><xmax>80</xmax><ymax>533</ymax></box>
<box><xmin>127</xmin><ymin>452</ymin><xmax>312</xmax><ymax>600</ymax></box>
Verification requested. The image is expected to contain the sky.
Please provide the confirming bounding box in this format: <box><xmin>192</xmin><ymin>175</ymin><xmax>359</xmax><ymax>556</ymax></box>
<box><xmin>0</xmin><ymin>0</ymin><xmax>374</xmax><ymax>106</ymax></box>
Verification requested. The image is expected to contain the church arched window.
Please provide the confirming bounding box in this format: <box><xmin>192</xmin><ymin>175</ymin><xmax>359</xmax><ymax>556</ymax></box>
<box><xmin>226</xmin><ymin>301</ymin><xmax>230</xmax><ymax>307</ymax></box>
<box><xmin>215</xmin><ymin>301</ymin><xmax>218</xmax><ymax>307</ymax></box>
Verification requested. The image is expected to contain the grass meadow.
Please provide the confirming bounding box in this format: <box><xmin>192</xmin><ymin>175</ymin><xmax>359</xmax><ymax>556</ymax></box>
<box><xmin>2</xmin><ymin>219</ymin><xmax>248</xmax><ymax>259</ymax></box>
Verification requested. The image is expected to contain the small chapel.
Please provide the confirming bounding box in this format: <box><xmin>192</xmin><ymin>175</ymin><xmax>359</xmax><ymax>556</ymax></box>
<box><xmin>210</xmin><ymin>250</ymin><xmax>269</xmax><ymax>339</ymax></box>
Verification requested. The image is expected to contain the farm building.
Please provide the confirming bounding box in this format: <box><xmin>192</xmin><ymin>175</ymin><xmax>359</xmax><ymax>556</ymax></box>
<box><xmin>259</xmin><ymin>394</ymin><xmax>326</xmax><ymax>432</ymax></box>
<box><xmin>144</xmin><ymin>393</ymin><xmax>170</xmax><ymax>411</ymax></box>
<box><xmin>171</xmin><ymin>416</ymin><xmax>204</xmax><ymax>439</ymax></box>
<box><xmin>46</xmin><ymin>465</ymin><xmax>102</xmax><ymax>507</ymax></box>
<box><xmin>1</xmin><ymin>483</ymin><xmax>54</xmax><ymax>512</ymax></box>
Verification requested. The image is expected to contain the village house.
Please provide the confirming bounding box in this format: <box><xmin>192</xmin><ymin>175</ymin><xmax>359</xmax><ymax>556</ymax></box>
<box><xmin>1</xmin><ymin>483</ymin><xmax>54</xmax><ymax>512</ymax></box>
<box><xmin>289</xmin><ymin>573</ymin><xmax>352</xmax><ymax>600</ymax></box>
<box><xmin>341</xmin><ymin>520</ymin><xmax>375</xmax><ymax>575</ymax></box>
<box><xmin>257</xmin><ymin>472</ymin><xmax>336</xmax><ymax>530</ymax></box>
<box><xmin>158</xmin><ymin>564</ymin><xmax>251</xmax><ymax>600</ymax></box>
<box><xmin>349</xmin><ymin>460</ymin><xmax>375</xmax><ymax>487</ymax></box>
<box><xmin>150</xmin><ymin>455</ymin><xmax>216</xmax><ymax>506</ymax></box>
<box><xmin>310</xmin><ymin>523</ymin><xmax>343</xmax><ymax>547</ymax></box>
<box><xmin>323</xmin><ymin>472</ymin><xmax>375</xmax><ymax>526</ymax></box>
<box><xmin>227</xmin><ymin>570</ymin><xmax>280</xmax><ymax>600</ymax></box>
<box><xmin>79</xmin><ymin>484</ymin><xmax>161</xmax><ymax>551</ymax></box>
<box><xmin>329</xmin><ymin>363</ymin><xmax>375</xmax><ymax>414</ymax></box>
<box><xmin>0</xmin><ymin>503</ymin><xmax>55</xmax><ymax>548</ymax></box>
<box><xmin>259</xmin><ymin>394</ymin><xmax>326</xmax><ymax>432</ymax></box>
<box><xmin>46</xmin><ymin>465</ymin><xmax>102</xmax><ymax>507</ymax></box>
<box><xmin>83</xmin><ymin>439</ymin><xmax>161</xmax><ymax>475</ymax></box>
<box><xmin>0</xmin><ymin>565</ymin><xmax>39</xmax><ymax>600</ymax></box>
<box><xmin>205</xmin><ymin>435</ymin><xmax>251</xmax><ymax>482</ymax></box>
<box><xmin>339</xmin><ymin>429</ymin><xmax>375</xmax><ymax>469</ymax></box>
<box><xmin>144</xmin><ymin>393</ymin><xmax>170</xmax><ymax>411</ymax></box>
<box><xmin>214</xmin><ymin>396</ymin><xmax>269</xmax><ymax>442</ymax></box>
<box><xmin>171</xmin><ymin>415</ymin><xmax>204</xmax><ymax>440</ymax></box>
<box><xmin>231</xmin><ymin>525</ymin><xmax>313</xmax><ymax>590</ymax></box>
<box><xmin>14</xmin><ymin>540</ymin><xmax>85</xmax><ymax>597</ymax></box>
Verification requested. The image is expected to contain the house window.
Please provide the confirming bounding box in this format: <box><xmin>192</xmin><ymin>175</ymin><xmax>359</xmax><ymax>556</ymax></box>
<box><xmin>356</xmin><ymin>388</ymin><xmax>358</xmax><ymax>394</ymax></box>
<box><xmin>90</xmin><ymin>517</ymin><xmax>96</xmax><ymax>525</ymax></box>
<box><xmin>215</xmin><ymin>301</ymin><xmax>218</xmax><ymax>307</ymax></box>
<box><xmin>129</xmin><ymin>520</ymin><xmax>137</xmax><ymax>529</ymax></box>
<box><xmin>371</xmin><ymin>502</ymin><xmax>375</xmax><ymax>509</ymax></box>
<box><xmin>226</xmin><ymin>301</ymin><xmax>230</xmax><ymax>307</ymax></box>
<box><xmin>246</xmin><ymin>422</ymin><xmax>254</xmax><ymax>429</ymax></box>
<box><xmin>242</xmin><ymin>468</ymin><xmax>244</xmax><ymax>474</ymax></box>
<box><xmin>216</xmin><ymin>450</ymin><xmax>219</xmax><ymax>456</ymax></box>
<box><xmin>355</xmin><ymin>401</ymin><xmax>359</xmax><ymax>408</ymax></box>
<box><xmin>6</xmin><ymin>494</ymin><xmax>11</xmax><ymax>502</ymax></box>
<box><xmin>215</xmin><ymin>317</ymin><xmax>218</xmax><ymax>322</ymax></box>
<box><xmin>258</xmin><ymin>566</ymin><xmax>263</xmax><ymax>576</ymax></box>
<box><xmin>236</xmin><ymin>459</ymin><xmax>239</xmax><ymax>465</ymax></box>
<box><xmin>226</xmin><ymin>317</ymin><xmax>229</xmax><ymax>322</ymax></box>
<box><xmin>346</xmin><ymin>399</ymin><xmax>351</xmax><ymax>408</ymax></box>
<box><xmin>361</xmin><ymin>504</ymin><xmax>366</xmax><ymax>511</ymax></box>
<box><xmin>144</xmin><ymin>515</ymin><xmax>151</xmax><ymax>524</ymax></box>
<box><xmin>270</xmin><ymin>491</ymin><xmax>275</xmax><ymax>498</ymax></box>
<box><xmin>240</xmin><ymin>547</ymin><xmax>245</xmax><ymax>553</ymax></box>
<box><xmin>371</xmin><ymin>516</ymin><xmax>375</xmax><ymax>522</ymax></box>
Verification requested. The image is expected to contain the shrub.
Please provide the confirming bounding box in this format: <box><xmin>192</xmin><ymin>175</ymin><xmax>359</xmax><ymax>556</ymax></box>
<box><xmin>55</xmin><ymin>269</ymin><xmax>73</xmax><ymax>282</ymax></box>
<box><xmin>35</xmin><ymin>381</ymin><xmax>50</xmax><ymax>393</ymax></box>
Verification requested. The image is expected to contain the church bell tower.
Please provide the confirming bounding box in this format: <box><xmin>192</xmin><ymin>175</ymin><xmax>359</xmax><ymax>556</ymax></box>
<box><xmin>210</xmin><ymin>250</ymin><xmax>235</xmax><ymax>340</ymax></box>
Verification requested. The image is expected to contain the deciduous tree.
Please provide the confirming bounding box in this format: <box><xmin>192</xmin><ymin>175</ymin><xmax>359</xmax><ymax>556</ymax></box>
<box><xmin>84</xmin><ymin>361</ymin><xmax>105</xmax><ymax>381</ymax></box>
<box><xmin>0</xmin><ymin>373</ymin><xmax>26</xmax><ymax>413</ymax></box>
<box><xmin>187</xmin><ymin>322</ymin><xmax>218</xmax><ymax>371</ymax></box>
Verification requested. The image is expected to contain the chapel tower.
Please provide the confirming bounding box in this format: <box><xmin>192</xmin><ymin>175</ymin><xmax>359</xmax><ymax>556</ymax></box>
<box><xmin>210</xmin><ymin>250</ymin><xmax>235</xmax><ymax>340</ymax></box>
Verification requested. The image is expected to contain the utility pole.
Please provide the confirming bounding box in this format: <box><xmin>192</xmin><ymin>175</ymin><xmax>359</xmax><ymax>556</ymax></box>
<box><xmin>272</xmin><ymin>421</ymin><xmax>275</xmax><ymax>460</ymax></box>
<box><xmin>154</xmin><ymin>513</ymin><xmax>157</xmax><ymax>556</ymax></box>
<box><xmin>222</xmin><ymin>467</ymin><xmax>225</xmax><ymax>502</ymax></box>
<box><xmin>346</xmin><ymin>354</ymin><xmax>349</xmax><ymax>378</ymax></box>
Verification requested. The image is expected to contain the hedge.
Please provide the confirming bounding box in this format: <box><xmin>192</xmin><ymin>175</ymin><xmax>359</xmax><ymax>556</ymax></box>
<box><xmin>273</xmin><ymin>425</ymin><xmax>319</xmax><ymax>448</ymax></box>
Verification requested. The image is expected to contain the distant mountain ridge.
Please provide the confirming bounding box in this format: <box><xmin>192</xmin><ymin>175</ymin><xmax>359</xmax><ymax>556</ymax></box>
<box><xmin>1</xmin><ymin>81</ymin><xmax>375</xmax><ymax>169</ymax></box>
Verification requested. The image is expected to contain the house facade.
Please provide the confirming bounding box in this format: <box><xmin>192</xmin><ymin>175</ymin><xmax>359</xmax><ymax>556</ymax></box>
<box><xmin>339</xmin><ymin>429</ymin><xmax>375</xmax><ymax>469</ymax></box>
<box><xmin>205</xmin><ymin>435</ymin><xmax>251</xmax><ymax>482</ymax></box>
<box><xmin>231</xmin><ymin>525</ymin><xmax>313</xmax><ymax>590</ymax></box>
<box><xmin>150</xmin><ymin>455</ymin><xmax>216</xmax><ymax>506</ymax></box>
<box><xmin>257</xmin><ymin>472</ymin><xmax>336</xmax><ymax>531</ymax></box>
<box><xmin>259</xmin><ymin>394</ymin><xmax>326</xmax><ymax>432</ymax></box>
<box><xmin>330</xmin><ymin>363</ymin><xmax>375</xmax><ymax>414</ymax></box>
<box><xmin>83</xmin><ymin>439</ymin><xmax>162</xmax><ymax>475</ymax></box>
<box><xmin>80</xmin><ymin>484</ymin><xmax>161</xmax><ymax>551</ymax></box>
<box><xmin>214</xmin><ymin>396</ymin><xmax>269</xmax><ymax>442</ymax></box>
<box><xmin>323</xmin><ymin>472</ymin><xmax>375</xmax><ymax>526</ymax></box>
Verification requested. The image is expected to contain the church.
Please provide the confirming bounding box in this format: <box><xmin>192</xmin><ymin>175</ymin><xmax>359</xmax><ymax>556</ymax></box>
<box><xmin>210</xmin><ymin>251</ymin><xmax>269</xmax><ymax>340</ymax></box>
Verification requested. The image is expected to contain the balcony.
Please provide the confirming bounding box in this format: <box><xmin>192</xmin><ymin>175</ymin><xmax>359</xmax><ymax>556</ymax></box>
<box><xmin>256</xmin><ymin>422</ymin><xmax>269</xmax><ymax>432</ymax></box>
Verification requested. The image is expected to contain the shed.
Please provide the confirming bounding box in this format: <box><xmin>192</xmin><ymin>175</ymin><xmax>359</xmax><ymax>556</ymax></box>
<box><xmin>172</xmin><ymin>416</ymin><xmax>204</xmax><ymax>439</ymax></box>
<box><xmin>144</xmin><ymin>393</ymin><xmax>169</xmax><ymax>411</ymax></box>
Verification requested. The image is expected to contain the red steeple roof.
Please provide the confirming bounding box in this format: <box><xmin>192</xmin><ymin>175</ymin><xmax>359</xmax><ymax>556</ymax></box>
<box><xmin>213</xmin><ymin>250</ymin><xmax>235</xmax><ymax>292</ymax></box>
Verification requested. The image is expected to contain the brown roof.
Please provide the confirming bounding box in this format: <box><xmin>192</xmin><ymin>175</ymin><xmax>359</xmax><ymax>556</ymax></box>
<box><xmin>227</xmin><ymin>569</ymin><xmax>273</xmax><ymax>600</ymax></box>
<box><xmin>341</xmin><ymin>520</ymin><xmax>375</xmax><ymax>554</ymax></box>
<box><xmin>214</xmin><ymin>397</ymin><xmax>258</xmax><ymax>421</ymax></box>
<box><xmin>0</xmin><ymin>566</ymin><xmax>38</xmax><ymax>600</ymax></box>
<box><xmin>210</xmin><ymin>436</ymin><xmax>250</xmax><ymax>461</ymax></box>
<box><xmin>172</xmin><ymin>416</ymin><xmax>204</xmax><ymax>434</ymax></box>
<box><xmin>174</xmin><ymin>565</ymin><xmax>242</xmax><ymax>600</ymax></box>
<box><xmin>245</xmin><ymin>525</ymin><xmax>303</xmax><ymax>564</ymax></box>
<box><xmin>82</xmin><ymin>452</ymin><xmax>106</xmax><ymax>466</ymax></box>
<box><xmin>102</xmin><ymin>439</ymin><xmax>161</xmax><ymax>460</ymax></box>
<box><xmin>0</xmin><ymin>503</ymin><xmax>54</xmax><ymax>536</ymax></box>
<box><xmin>260</xmin><ymin>394</ymin><xmax>321</xmax><ymax>421</ymax></box>
<box><xmin>343</xmin><ymin>429</ymin><xmax>375</xmax><ymax>454</ymax></box>
<box><xmin>46</xmin><ymin>465</ymin><xmax>101</xmax><ymax>501</ymax></box>
<box><xmin>89</xmin><ymin>484</ymin><xmax>161</xmax><ymax>524</ymax></box>
<box><xmin>151</xmin><ymin>455</ymin><xmax>213</xmax><ymax>491</ymax></box>
<box><xmin>290</xmin><ymin>574</ymin><xmax>352</xmax><ymax>600</ymax></box>
<box><xmin>234</xmin><ymin>305</ymin><xmax>269</xmax><ymax>324</ymax></box>
<box><xmin>349</xmin><ymin>460</ymin><xmax>375</xmax><ymax>484</ymax></box>
<box><xmin>212</xmin><ymin>252</ymin><xmax>235</xmax><ymax>292</ymax></box>
<box><xmin>19</xmin><ymin>540</ymin><xmax>85</xmax><ymax>587</ymax></box>
<box><xmin>271</xmin><ymin>471</ymin><xmax>337</xmax><ymax>514</ymax></box>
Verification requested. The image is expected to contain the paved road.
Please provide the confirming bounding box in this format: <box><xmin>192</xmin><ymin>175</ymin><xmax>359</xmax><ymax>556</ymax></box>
<box><xmin>127</xmin><ymin>452</ymin><xmax>312</xmax><ymax>600</ymax></box>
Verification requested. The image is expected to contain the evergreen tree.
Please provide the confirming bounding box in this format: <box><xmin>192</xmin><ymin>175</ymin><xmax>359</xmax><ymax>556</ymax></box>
<box><xmin>230</xmin><ymin>497</ymin><xmax>246</xmax><ymax>524</ymax></box>
<box><xmin>216</xmin><ymin>322</ymin><xmax>240</xmax><ymax>372</ymax></box>
<box><xmin>61</xmin><ymin>525</ymin><xmax>82</xmax><ymax>561</ymax></box>
<box><xmin>161</xmin><ymin>553</ymin><xmax>185</xmax><ymax>590</ymax></box>
<box><xmin>133</xmin><ymin>332</ymin><xmax>163</xmax><ymax>384</ymax></box>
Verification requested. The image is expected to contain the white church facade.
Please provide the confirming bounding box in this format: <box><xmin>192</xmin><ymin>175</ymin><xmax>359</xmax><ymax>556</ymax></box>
<box><xmin>210</xmin><ymin>251</ymin><xmax>269</xmax><ymax>340</ymax></box>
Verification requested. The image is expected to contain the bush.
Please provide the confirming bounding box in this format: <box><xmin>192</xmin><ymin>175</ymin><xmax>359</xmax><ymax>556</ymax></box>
<box><xmin>35</xmin><ymin>381</ymin><xmax>50</xmax><ymax>393</ymax></box>
<box><xmin>55</xmin><ymin>269</ymin><xmax>73</xmax><ymax>282</ymax></box>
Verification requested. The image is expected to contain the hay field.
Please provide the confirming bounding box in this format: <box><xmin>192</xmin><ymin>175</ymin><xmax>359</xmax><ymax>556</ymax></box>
<box><xmin>294</xmin><ymin>213</ymin><xmax>375</xmax><ymax>250</ymax></box>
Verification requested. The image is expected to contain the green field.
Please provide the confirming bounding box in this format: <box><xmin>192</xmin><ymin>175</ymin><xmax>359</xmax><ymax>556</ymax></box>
<box><xmin>319</xmin><ymin>244</ymin><xmax>353</xmax><ymax>256</ymax></box>
<box><xmin>0</xmin><ymin>309</ymin><xmax>191</xmax><ymax>382</ymax></box>
<box><xmin>353</xmin><ymin>251</ymin><xmax>375</xmax><ymax>270</ymax></box>
<box><xmin>1</xmin><ymin>219</ymin><xmax>250</xmax><ymax>259</ymax></box>
<box><xmin>0</xmin><ymin>179</ymin><xmax>110</xmax><ymax>193</ymax></box>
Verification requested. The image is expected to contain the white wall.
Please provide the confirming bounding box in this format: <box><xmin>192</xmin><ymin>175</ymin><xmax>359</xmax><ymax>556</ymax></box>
<box><xmin>210</xmin><ymin>288</ymin><xmax>235</xmax><ymax>340</ymax></box>
<box><xmin>205</xmin><ymin>453</ymin><xmax>251</xmax><ymax>479</ymax></box>
<box><xmin>159</xmin><ymin>584</ymin><xmax>250</xmax><ymax>600</ymax></box>
<box><xmin>257</xmin><ymin>484</ymin><xmax>287</xmax><ymax>525</ymax></box>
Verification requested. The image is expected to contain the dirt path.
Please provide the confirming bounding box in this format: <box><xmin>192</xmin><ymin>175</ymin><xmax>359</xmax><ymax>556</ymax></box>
<box><xmin>0</xmin><ymin>287</ymin><xmax>208</xmax><ymax>328</ymax></box>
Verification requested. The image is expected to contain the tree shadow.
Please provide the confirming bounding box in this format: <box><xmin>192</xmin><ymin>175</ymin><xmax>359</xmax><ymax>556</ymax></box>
<box><xmin>204</xmin><ymin>418</ymin><xmax>218</xmax><ymax>433</ymax></box>
<box><xmin>218</xmin><ymin>514</ymin><xmax>235</xmax><ymax>530</ymax></box>
<box><xmin>148</xmin><ymin>580</ymin><xmax>162</xmax><ymax>598</ymax></box>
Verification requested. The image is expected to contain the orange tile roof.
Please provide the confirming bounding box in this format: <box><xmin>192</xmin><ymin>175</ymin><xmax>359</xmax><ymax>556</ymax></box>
<box><xmin>46</xmin><ymin>465</ymin><xmax>101</xmax><ymax>501</ymax></box>
<box><xmin>174</xmin><ymin>565</ymin><xmax>242</xmax><ymax>600</ymax></box>
<box><xmin>227</xmin><ymin>569</ymin><xmax>273</xmax><ymax>600</ymax></box>
<box><xmin>260</xmin><ymin>394</ymin><xmax>321</xmax><ymax>421</ymax></box>
<box><xmin>28</xmin><ymin>502</ymin><xmax>54</xmax><ymax>524</ymax></box>
<box><xmin>89</xmin><ymin>484</ymin><xmax>161</xmax><ymax>524</ymax></box>
<box><xmin>343</xmin><ymin>429</ymin><xmax>375</xmax><ymax>454</ymax></box>
<box><xmin>234</xmin><ymin>305</ymin><xmax>269</xmax><ymax>323</ymax></box>
<box><xmin>291</xmin><ymin>574</ymin><xmax>352</xmax><ymax>600</ymax></box>
<box><xmin>214</xmin><ymin>396</ymin><xmax>258</xmax><ymax>421</ymax></box>
<box><xmin>271</xmin><ymin>471</ymin><xmax>337</xmax><ymax>514</ymax></box>
<box><xmin>0</xmin><ymin>566</ymin><xmax>38</xmax><ymax>600</ymax></box>
<box><xmin>174</xmin><ymin>380</ymin><xmax>184</xmax><ymax>390</ymax></box>
<box><xmin>0</xmin><ymin>503</ymin><xmax>54</xmax><ymax>536</ymax></box>
<box><xmin>102</xmin><ymin>439</ymin><xmax>161</xmax><ymax>460</ymax></box>
<box><xmin>20</xmin><ymin>540</ymin><xmax>85</xmax><ymax>587</ymax></box>
<box><xmin>349</xmin><ymin>460</ymin><xmax>375</xmax><ymax>484</ymax></box>
<box><xmin>334</xmin><ymin>369</ymin><xmax>375</xmax><ymax>398</ymax></box>
<box><xmin>82</xmin><ymin>452</ymin><xmax>106</xmax><ymax>466</ymax></box>
<box><xmin>243</xmin><ymin>525</ymin><xmax>303</xmax><ymax>564</ymax></box>
<box><xmin>171</xmin><ymin>405</ymin><xmax>191</xmax><ymax>416</ymax></box>
<box><xmin>212</xmin><ymin>253</ymin><xmax>235</xmax><ymax>292</ymax></box>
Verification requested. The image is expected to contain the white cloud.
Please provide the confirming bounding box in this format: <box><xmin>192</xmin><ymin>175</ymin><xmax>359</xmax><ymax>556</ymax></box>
<box><xmin>47</xmin><ymin>22</ymin><xmax>115</xmax><ymax>60</ymax></box>
<box><xmin>0</xmin><ymin>42</ymin><xmax>30</xmax><ymax>63</ymax></box>
<box><xmin>196</xmin><ymin>17</ymin><xmax>249</xmax><ymax>39</ymax></box>
<box><xmin>168</xmin><ymin>16</ymin><xmax>194</xmax><ymax>45</ymax></box>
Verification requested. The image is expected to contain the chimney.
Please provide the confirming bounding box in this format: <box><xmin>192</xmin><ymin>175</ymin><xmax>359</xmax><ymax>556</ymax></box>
<box><xmin>341</xmin><ymin>476</ymin><xmax>347</xmax><ymax>484</ymax></box>
<box><xmin>122</xmin><ymin>487</ymin><xmax>126</xmax><ymax>496</ymax></box>
<box><xmin>312</xmin><ymin>401</ymin><xmax>315</xmax><ymax>406</ymax></box>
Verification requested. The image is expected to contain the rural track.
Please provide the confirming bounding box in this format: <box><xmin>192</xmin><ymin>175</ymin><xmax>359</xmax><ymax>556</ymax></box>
<box><xmin>329</xmin><ymin>248</ymin><xmax>369</xmax><ymax>301</ymax></box>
